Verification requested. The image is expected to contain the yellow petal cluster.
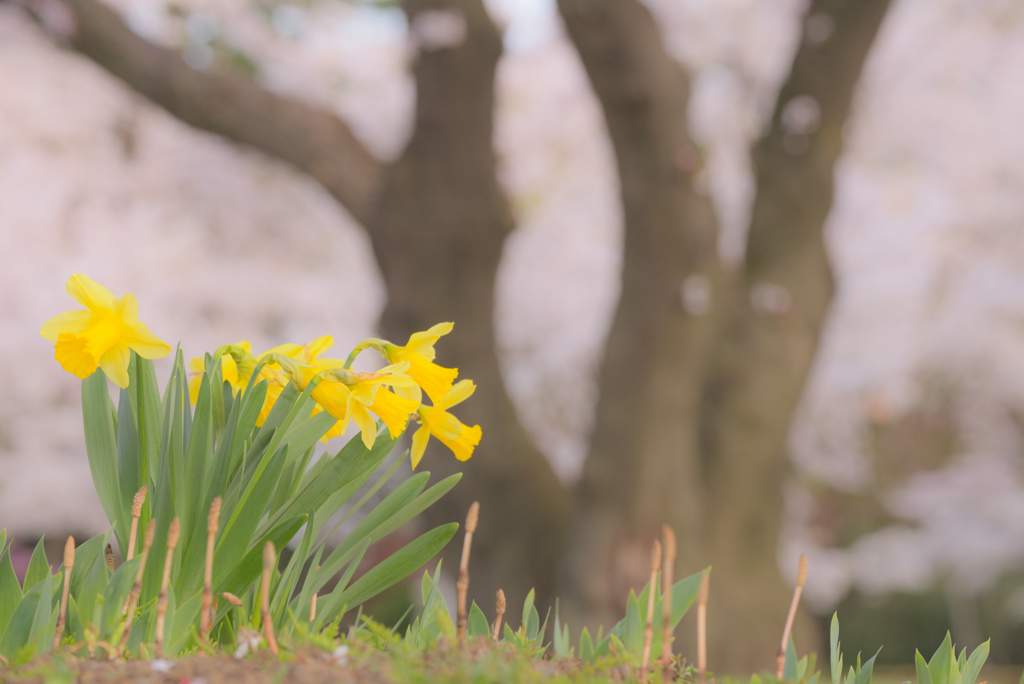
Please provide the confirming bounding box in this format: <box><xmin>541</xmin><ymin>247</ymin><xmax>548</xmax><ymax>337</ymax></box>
<box><xmin>40</xmin><ymin>274</ymin><xmax>171</xmax><ymax>388</ymax></box>
<box><xmin>42</xmin><ymin>279</ymin><xmax>480</xmax><ymax>467</ymax></box>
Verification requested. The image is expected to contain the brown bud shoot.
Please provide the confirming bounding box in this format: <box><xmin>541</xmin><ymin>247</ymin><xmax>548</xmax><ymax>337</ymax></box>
<box><xmin>167</xmin><ymin>518</ymin><xmax>180</xmax><ymax>550</ymax></box>
<box><xmin>220</xmin><ymin>592</ymin><xmax>243</xmax><ymax>607</ymax></box>
<box><xmin>104</xmin><ymin>544</ymin><xmax>115</xmax><ymax>573</ymax></box>
<box><xmin>131</xmin><ymin>485</ymin><xmax>148</xmax><ymax>517</ymax></box>
<box><xmin>465</xmin><ymin>501</ymin><xmax>479</xmax><ymax>534</ymax></box>
<box><xmin>208</xmin><ymin>496</ymin><xmax>222</xmax><ymax>535</ymax></box>
<box><xmin>63</xmin><ymin>535</ymin><xmax>75</xmax><ymax>570</ymax></box>
<box><xmin>796</xmin><ymin>553</ymin><xmax>808</xmax><ymax>588</ymax></box>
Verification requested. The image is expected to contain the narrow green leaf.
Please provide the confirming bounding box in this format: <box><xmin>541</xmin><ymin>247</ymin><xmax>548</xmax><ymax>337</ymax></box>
<box><xmin>468</xmin><ymin>601</ymin><xmax>490</xmax><ymax>639</ymax></box>
<box><xmin>134</xmin><ymin>355</ymin><xmax>163</xmax><ymax>489</ymax></box>
<box><xmin>181</xmin><ymin>370</ymin><xmax>214</xmax><ymax>537</ymax></box>
<box><xmin>580</xmin><ymin>627</ymin><xmax>594</xmax><ymax>662</ymax></box>
<box><xmin>82</xmin><ymin>372</ymin><xmax>122</xmax><ymax>534</ymax></box>
<box><xmin>0</xmin><ymin>535</ymin><xmax>22</xmax><ymax>637</ymax></box>
<box><xmin>23</xmin><ymin>538</ymin><xmax>51</xmax><ymax>593</ymax></box>
<box><xmin>831</xmin><ymin>613</ymin><xmax>842</xmax><ymax>684</ymax></box>
<box><xmin>100</xmin><ymin>558</ymin><xmax>140</xmax><ymax>640</ymax></box>
<box><xmin>335</xmin><ymin>524</ymin><xmax>457</xmax><ymax>613</ymax></box>
<box><xmin>28</xmin><ymin>573</ymin><xmax>53</xmax><ymax>655</ymax></box>
<box><xmin>962</xmin><ymin>640</ymin><xmax>989</xmax><ymax>684</ymax></box>
<box><xmin>68</xmin><ymin>534</ymin><xmax>107</xmax><ymax>632</ymax></box>
<box><xmin>0</xmin><ymin>578</ymin><xmax>47</xmax><ymax>658</ymax></box>
<box><xmin>314</xmin><ymin>538</ymin><xmax>372</xmax><ymax>631</ymax></box>
<box><xmin>929</xmin><ymin>633</ymin><xmax>954</xmax><ymax>684</ymax></box>
<box><xmin>783</xmin><ymin>637</ymin><xmax>798</xmax><ymax>681</ymax></box>
<box><xmin>116</xmin><ymin>369</ymin><xmax>141</xmax><ymax>542</ymax></box>
<box><xmin>212</xmin><ymin>446</ymin><xmax>289</xmax><ymax>589</ymax></box>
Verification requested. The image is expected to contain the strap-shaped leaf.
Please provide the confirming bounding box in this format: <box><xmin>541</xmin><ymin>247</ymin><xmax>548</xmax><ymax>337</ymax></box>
<box><xmin>100</xmin><ymin>557</ymin><xmax>140</xmax><ymax>640</ymax></box>
<box><xmin>0</xmin><ymin>574</ymin><xmax>49</xmax><ymax>659</ymax></box>
<box><xmin>116</xmin><ymin>369</ymin><xmax>141</xmax><ymax>547</ymax></box>
<box><xmin>258</xmin><ymin>430</ymin><xmax>397</xmax><ymax>539</ymax></box>
<box><xmin>212</xmin><ymin>446</ymin><xmax>289</xmax><ymax>589</ymax></box>
<box><xmin>313</xmin><ymin>538</ymin><xmax>371</xmax><ymax>631</ymax></box>
<box><xmin>333</xmin><ymin>523</ymin><xmax>457</xmax><ymax>614</ymax></box>
<box><xmin>469</xmin><ymin>601</ymin><xmax>490</xmax><ymax>639</ymax></box>
<box><xmin>0</xmin><ymin>532</ymin><xmax>22</xmax><ymax>637</ymax></box>
<box><xmin>82</xmin><ymin>371</ymin><xmax>122</xmax><ymax>536</ymax></box>
<box><xmin>23</xmin><ymin>538</ymin><xmax>51</xmax><ymax>593</ymax></box>
<box><xmin>962</xmin><ymin>640</ymin><xmax>990</xmax><ymax>684</ymax></box>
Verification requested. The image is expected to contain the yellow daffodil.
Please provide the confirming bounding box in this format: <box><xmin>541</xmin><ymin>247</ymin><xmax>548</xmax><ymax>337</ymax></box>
<box><xmin>305</xmin><ymin>361</ymin><xmax>419</xmax><ymax>449</ymax></box>
<box><xmin>40</xmin><ymin>274</ymin><xmax>171</xmax><ymax>388</ymax></box>
<box><xmin>349</xmin><ymin>323</ymin><xmax>458</xmax><ymax>403</ymax></box>
<box><xmin>188</xmin><ymin>341</ymin><xmax>251</xmax><ymax>405</ymax></box>
<box><xmin>410</xmin><ymin>380</ymin><xmax>481</xmax><ymax>469</ymax></box>
<box><xmin>264</xmin><ymin>338</ymin><xmax>419</xmax><ymax>448</ymax></box>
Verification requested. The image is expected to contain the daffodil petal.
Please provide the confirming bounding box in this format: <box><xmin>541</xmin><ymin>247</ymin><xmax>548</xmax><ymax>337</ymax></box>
<box><xmin>125</xmin><ymin>322</ymin><xmax>171</xmax><ymax>359</ymax></box>
<box><xmin>405</xmin><ymin>354</ymin><xmax>458</xmax><ymax>404</ymax></box>
<box><xmin>394</xmin><ymin>384</ymin><xmax>423</xmax><ymax>403</ymax></box>
<box><xmin>306</xmin><ymin>335</ymin><xmax>334</xmax><ymax>361</ymax></box>
<box><xmin>423</xmin><ymin>407</ymin><xmax>463</xmax><ymax>441</ymax></box>
<box><xmin>116</xmin><ymin>293</ymin><xmax>140</xmax><ymax>325</ymax></box>
<box><xmin>410</xmin><ymin>426</ymin><xmax>430</xmax><ymax>470</ymax></box>
<box><xmin>66</xmin><ymin>274</ymin><xmax>116</xmax><ymax>312</ymax></box>
<box><xmin>438</xmin><ymin>380</ymin><xmax>475</xmax><ymax>410</ymax></box>
<box><xmin>351</xmin><ymin>404</ymin><xmax>378</xmax><ymax>449</ymax></box>
<box><xmin>99</xmin><ymin>344</ymin><xmax>131</xmax><ymax>388</ymax></box>
<box><xmin>40</xmin><ymin>309</ymin><xmax>92</xmax><ymax>342</ymax></box>
<box><xmin>404</xmin><ymin>322</ymin><xmax>454</xmax><ymax>359</ymax></box>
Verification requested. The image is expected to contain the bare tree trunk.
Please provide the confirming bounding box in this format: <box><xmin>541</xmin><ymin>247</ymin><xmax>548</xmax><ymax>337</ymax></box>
<box><xmin>558</xmin><ymin>0</ymin><xmax>892</xmax><ymax>670</ymax></box>
<box><xmin>700</xmin><ymin>0</ymin><xmax>891</xmax><ymax>669</ymax></box>
<box><xmin>372</xmin><ymin>0</ymin><xmax>570</xmax><ymax>610</ymax></box>
<box><xmin>554</xmin><ymin>0</ymin><xmax>723</xmax><ymax>630</ymax></box>
<box><xmin>17</xmin><ymin>0</ymin><xmax>569</xmax><ymax>611</ymax></box>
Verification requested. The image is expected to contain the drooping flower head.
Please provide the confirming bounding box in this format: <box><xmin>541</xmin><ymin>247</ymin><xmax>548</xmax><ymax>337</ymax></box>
<box><xmin>189</xmin><ymin>341</ymin><xmax>252</xmax><ymax>405</ymax></box>
<box><xmin>349</xmin><ymin>323</ymin><xmax>458</xmax><ymax>403</ymax></box>
<box><xmin>40</xmin><ymin>274</ymin><xmax>171</xmax><ymax>388</ymax></box>
<box><xmin>410</xmin><ymin>380</ymin><xmax>481</xmax><ymax>469</ymax></box>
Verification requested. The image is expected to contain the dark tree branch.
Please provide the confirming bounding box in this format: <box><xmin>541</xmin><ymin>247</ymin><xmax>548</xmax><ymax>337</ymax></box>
<box><xmin>15</xmin><ymin>0</ymin><xmax>383</xmax><ymax>226</ymax></box>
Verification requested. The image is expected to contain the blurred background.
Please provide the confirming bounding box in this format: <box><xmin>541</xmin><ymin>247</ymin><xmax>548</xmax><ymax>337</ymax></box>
<box><xmin>3</xmin><ymin>0</ymin><xmax>1024</xmax><ymax>672</ymax></box>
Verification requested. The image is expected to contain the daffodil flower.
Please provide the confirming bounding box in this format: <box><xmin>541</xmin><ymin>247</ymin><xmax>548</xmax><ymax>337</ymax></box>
<box><xmin>189</xmin><ymin>341</ymin><xmax>251</xmax><ymax>405</ymax></box>
<box><xmin>410</xmin><ymin>380</ymin><xmax>481</xmax><ymax>469</ymax></box>
<box><xmin>40</xmin><ymin>274</ymin><xmax>171</xmax><ymax>388</ymax></box>
<box><xmin>348</xmin><ymin>323</ymin><xmax>458</xmax><ymax>403</ymax></box>
<box><xmin>267</xmin><ymin>343</ymin><xmax>419</xmax><ymax>449</ymax></box>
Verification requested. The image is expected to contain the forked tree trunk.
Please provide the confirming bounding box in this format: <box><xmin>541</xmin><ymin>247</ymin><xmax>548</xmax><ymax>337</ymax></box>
<box><xmin>372</xmin><ymin>0</ymin><xmax>569</xmax><ymax>610</ymax></box>
<box><xmin>558</xmin><ymin>0</ymin><xmax>892</xmax><ymax>671</ymax></box>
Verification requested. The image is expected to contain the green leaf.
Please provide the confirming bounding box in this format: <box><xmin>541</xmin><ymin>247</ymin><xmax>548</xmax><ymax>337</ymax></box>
<box><xmin>579</xmin><ymin>627</ymin><xmax>594</xmax><ymax>662</ymax></box>
<box><xmin>314</xmin><ymin>539</ymin><xmax>372</xmax><ymax>632</ymax></box>
<box><xmin>68</xmin><ymin>534</ymin><xmax>107</xmax><ymax>632</ymax></box>
<box><xmin>100</xmin><ymin>557</ymin><xmax>140</xmax><ymax>640</ymax></box>
<box><xmin>928</xmin><ymin>633</ymin><xmax>954</xmax><ymax>684</ymax></box>
<box><xmin>622</xmin><ymin>589</ymin><xmax>643</xmax><ymax>656</ymax></box>
<box><xmin>23</xmin><ymin>538</ymin><xmax>51</xmax><ymax>593</ymax></box>
<box><xmin>468</xmin><ymin>602</ymin><xmax>490</xmax><ymax>639</ymax></box>
<box><xmin>116</xmin><ymin>372</ymin><xmax>141</xmax><ymax>543</ymax></box>
<box><xmin>962</xmin><ymin>640</ymin><xmax>989</xmax><ymax>684</ymax></box>
<box><xmin>523</xmin><ymin>589</ymin><xmax>539</xmax><ymax>641</ymax></box>
<box><xmin>212</xmin><ymin>445</ymin><xmax>289</xmax><ymax>589</ymax></box>
<box><xmin>0</xmin><ymin>576</ymin><xmax>48</xmax><ymax>658</ymax></box>
<box><xmin>856</xmin><ymin>651</ymin><xmax>880</xmax><ymax>684</ymax></box>
<box><xmin>0</xmin><ymin>534</ymin><xmax>22</xmax><ymax>637</ymax></box>
<box><xmin>259</xmin><ymin>430</ymin><xmax>397</xmax><ymax>538</ymax></box>
<box><xmin>784</xmin><ymin>637</ymin><xmax>798</xmax><ymax>681</ymax></box>
<box><xmin>335</xmin><ymin>524</ymin><xmax>457</xmax><ymax>612</ymax></box>
<box><xmin>167</xmin><ymin>591</ymin><xmax>203</xmax><ymax>656</ymax></box>
<box><xmin>134</xmin><ymin>356</ymin><xmax>163</xmax><ymax>491</ymax></box>
<box><xmin>28</xmin><ymin>573</ymin><xmax>54</xmax><ymax>655</ymax></box>
<box><xmin>82</xmin><ymin>371</ymin><xmax>122</xmax><ymax>535</ymax></box>
<box><xmin>181</xmin><ymin>370</ymin><xmax>215</xmax><ymax>537</ymax></box>
<box><xmin>831</xmin><ymin>613</ymin><xmax>842</xmax><ymax>684</ymax></box>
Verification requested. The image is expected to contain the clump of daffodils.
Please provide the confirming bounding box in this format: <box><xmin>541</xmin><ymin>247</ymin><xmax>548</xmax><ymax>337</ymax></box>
<box><xmin>41</xmin><ymin>274</ymin><xmax>480</xmax><ymax>467</ymax></box>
